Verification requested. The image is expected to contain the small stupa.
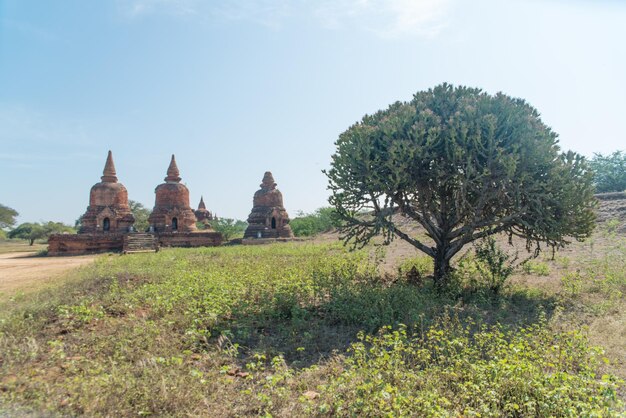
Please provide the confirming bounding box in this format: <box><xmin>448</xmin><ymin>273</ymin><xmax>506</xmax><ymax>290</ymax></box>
<box><xmin>244</xmin><ymin>171</ymin><xmax>293</xmax><ymax>239</ymax></box>
<box><xmin>79</xmin><ymin>150</ymin><xmax>135</xmax><ymax>234</ymax></box>
<box><xmin>194</xmin><ymin>196</ymin><xmax>214</xmax><ymax>223</ymax></box>
<box><xmin>148</xmin><ymin>155</ymin><xmax>197</xmax><ymax>233</ymax></box>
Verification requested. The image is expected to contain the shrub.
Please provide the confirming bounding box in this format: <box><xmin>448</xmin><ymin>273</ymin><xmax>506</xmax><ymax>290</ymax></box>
<box><xmin>590</xmin><ymin>150</ymin><xmax>626</xmax><ymax>193</ymax></box>
<box><xmin>523</xmin><ymin>260</ymin><xmax>551</xmax><ymax>276</ymax></box>
<box><xmin>474</xmin><ymin>237</ymin><xmax>516</xmax><ymax>294</ymax></box>
<box><xmin>208</xmin><ymin>218</ymin><xmax>247</xmax><ymax>240</ymax></box>
<box><xmin>397</xmin><ymin>255</ymin><xmax>432</xmax><ymax>283</ymax></box>
<box><xmin>290</xmin><ymin>207</ymin><xmax>342</xmax><ymax>237</ymax></box>
<box><xmin>317</xmin><ymin>316</ymin><xmax>623</xmax><ymax>417</ymax></box>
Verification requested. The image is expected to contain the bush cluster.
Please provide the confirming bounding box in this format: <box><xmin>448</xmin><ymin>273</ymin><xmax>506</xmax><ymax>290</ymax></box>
<box><xmin>318</xmin><ymin>315</ymin><xmax>623</xmax><ymax>417</ymax></box>
<box><xmin>290</xmin><ymin>207</ymin><xmax>342</xmax><ymax>237</ymax></box>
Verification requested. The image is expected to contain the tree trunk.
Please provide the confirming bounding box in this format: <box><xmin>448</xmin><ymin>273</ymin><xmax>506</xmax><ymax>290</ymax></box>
<box><xmin>29</xmin><ymin>239</ymin><xmax>35</xmax><ymax>245</ymax></box>
<box><xmin>433</xmin><ymin>246</ymin><xmax>452</xmax><ymax>290</ymax></box>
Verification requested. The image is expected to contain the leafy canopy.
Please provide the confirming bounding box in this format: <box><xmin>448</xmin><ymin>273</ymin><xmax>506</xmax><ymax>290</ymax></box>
<box><xmin>208</xmin><ymin>218</ymin><xmax>247</xmax><ymax>241</ymax></box>
<box><xmin>290</xmin><ymin>207</ymin><xmax>342</xmax><ymax>237</ymax></box>
<box><xmin>590</xmin><ymin>150</ymin><xmax>626</xmax><ymax>193</ymax></box>
<box><xmin>0</xmin><ymin>204</ymin><xmax>19</xmax><ymax>230</ymax></box>
<box><xmin>8</xmin><ymin>221</ymin><xmax>75</xmax><ymax>245</ymax></box>
<box><xmin>129</xmin><ymin>200</ymin><xmax>152</xmax><ymax>232</ymax></box>
<box><xmin>326</xmin><ymin>83</ymin><xmax>596</xmax><ymax>284</ymax></box>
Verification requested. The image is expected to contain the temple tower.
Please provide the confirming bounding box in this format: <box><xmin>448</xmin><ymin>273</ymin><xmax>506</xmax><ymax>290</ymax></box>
<box><xmin>194</xmin><ymin>196</ymin><xmax>214</xmax><ymax>224</ymax></box>
<box><xmin>148</xmin><ymin>155</ymin><xmax>197</xmax><ymax>233</ymax></box>
<box><xmin>79</xmin><ymin>150</ymin><xmax>135</xmax><ymax>234</ymax></box>
<box><xmin>244</xmin><ymin>171</ymin><xmax>293</xmax><ymax>239</ymax></box>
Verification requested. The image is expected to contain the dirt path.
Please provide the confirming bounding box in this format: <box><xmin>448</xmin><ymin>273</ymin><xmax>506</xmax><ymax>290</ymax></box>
<box><xmin>0</xmin><ymin>252</ymin><xmax>98</xmax><ymax>298</ymax></box>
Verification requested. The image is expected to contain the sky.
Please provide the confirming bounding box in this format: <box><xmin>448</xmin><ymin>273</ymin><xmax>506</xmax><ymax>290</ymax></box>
<box><xmin>1</xmin><ymin>0</ymin><xmax>625</xmax><ymax>225</ymax></box>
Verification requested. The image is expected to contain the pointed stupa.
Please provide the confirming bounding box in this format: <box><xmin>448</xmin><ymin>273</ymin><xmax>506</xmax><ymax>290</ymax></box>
<box><xmin>101</xmin><ymin>150</ymin><xmax>118</xmax><ymax>183</ymax></box>
<box><xmin>165</xmin><ymin>154</ymin><xmax>181</xmax><ymax>183</ymax></box>
<box><xmin>149</xmin><ymin>155</ymin><xmax>197</xmax><ymax>232</ymax></box>
<box><xmin>195</xmin><ymin>195</ymin><xmax>213</xmax><ymax>223</ymax></box>
<box><xmin>244</xmin><ymin>171</ymin><xmax>293</xmax><ymax>239</ymax></box>
<box><xmin>260</xmin><ymin>171</ymin><xmax>277</xmax><ymax>190</ymax></box>
<box><xmin>79</xmin><ymin>150</ymin><xmax>134</xmax><ymax>234</ymax></box>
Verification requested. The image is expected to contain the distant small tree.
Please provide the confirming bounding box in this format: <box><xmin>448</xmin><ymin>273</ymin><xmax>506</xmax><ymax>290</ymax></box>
<box><xmin>43</xmin><ymin>221</ymin><xmax>75</xmax><ymax>236</ymax></box>
<box><xmin>590</xmin><ymin>151</ymin><xmax>626</xmax><ymax>193</ymax></box>
<box><xmin>326</xmin><ymin>84</ymin><xmax>596</xmax><ymax>288</ymax></box>
<box><xmin>0</xmin><ymin>204</ymin><xmax>19</xmax><ymax>230</ymax></box>
<box><xmin>9</xmin><ymin>223</ymin><xmax>46</xmax><ymax>245</ymax></box>
<box><xmin>8</xmin><ymin>221</ymin><xmax>75</xmax><ymax>245</ymax></box>
<box><xmin>209</xmin><ymin>218</ymin><xmax>247</xmax><ymax>241</ymax></box>
<box><xmin>129</xmin><ymin>200</ymin><xmax>152</xmax><ymax>232</ymax></box>
<box><xmin>291</xmin><ymin>207</ymin><xmax>342</xmax><ymax>237</ymax></box>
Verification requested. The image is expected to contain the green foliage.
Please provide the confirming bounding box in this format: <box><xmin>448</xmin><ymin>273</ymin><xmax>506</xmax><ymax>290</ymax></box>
<box><xmin>0</xmin><ymin>203</ymin><xmax>18</xmax><ymax>230</ymax></box>
<box><xmin>129</xmin><ymin>200</ymin><xmax>152</xmax><ymax>232</ymax></box>
<box><xmin>326</xmin><ymin>83</ymin><xmax>596</xmax><ymax>286</ymax></box>
<box><xmin>397</xmin><ymin>255</ymin><xmax>432</xmax><ymax>280</ymax></box>
<box><xmin>8</xmin><ymin>221</ymin><xmax>75</xmax><ymax>245</ymax></box>
<box><xmin>584</xmin><ymin>239</ymin><xmax>626</xmax><ymax>301</ymax></box>
<box><xmin>209</xmin><ymin>218</ymin><xmax>247</xmax><ymax>240</ymax></box>
<box><xmin>474</xmin><ymin>237</ymin><xmax>516</xmax><ymax>294</ymax></box>
<box><xmin>523</xmin><ymin>260</ymin><xmax>551</xmax><ymax>276</ymax></box>
<box><xmin>561</xmin><ymin>270</ymin><xmax>585</xmax><ymax>298</ymax></box>
<box><xmin>590</xmin><ymin>150</ymin><xmax>626</xmax><ymax>193</ymax></box>
<box><xmin>0</xmin><ymin>243</ymin><xmax>621</xmax><ymax>416</ymax></box>
<box><xmin>319</xmin><ymin>316</ymin><xmax>623</xmax><ymax>417</ymax></box>
<box><xmin>290</xmin><ymin>207</ymin><xmax>342</xmax><ymax>237</ymax></box>
<box><xmin>8</xmin><ymin>223</ymin><xmax>46</xmax><ymax>245</ymax></box>
<box><xmin>42</xmin><ymin>221</ymin><xmax>75</xmax><ymax>235</ymax></box>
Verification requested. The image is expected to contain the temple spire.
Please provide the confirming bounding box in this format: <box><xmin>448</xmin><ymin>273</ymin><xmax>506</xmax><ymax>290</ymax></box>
<box><xmin>198</xmin><ymin>196</ymin><xmax>206</xmax><ymax>210</ymax></box>
<box><xmin>165</xmin><ymin>154</ymin><xmax>181</xmax><ymax>182</ymax></box>
<box><xmin>101</xmin><ymin>150</ymin><xmax>118</xmax><ymax>183</ymax></box>
<box><xmin>260</xmin><ymin>171</ymin><xmax>276</xmax><ymax>190</ymax></box>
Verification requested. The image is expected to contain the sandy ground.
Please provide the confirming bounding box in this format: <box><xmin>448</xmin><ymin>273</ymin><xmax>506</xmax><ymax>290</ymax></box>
<box><xmin>0</xmin><ymin>252</ymin><xmax>97</xmax><ymax>298</ymax></box>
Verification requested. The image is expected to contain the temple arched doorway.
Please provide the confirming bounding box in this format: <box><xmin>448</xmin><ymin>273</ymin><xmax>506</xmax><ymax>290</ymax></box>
<box><xmin>103</xmin><ymin>218</ymin><xmax>110</xmax><ymax>232</ymax></box>
<box><xmin>172</xmin><ymin>217</ymin><xmax>178</xmax><ymax>231</ymax></box>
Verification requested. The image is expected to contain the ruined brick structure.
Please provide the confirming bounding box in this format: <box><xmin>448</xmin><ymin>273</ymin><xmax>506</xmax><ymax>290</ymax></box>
<box><xmin>79</xmin><ymin>151</ymin><xmax>135</xmax><ymax>234</ymax></box>
<box><xmin>244</xmin><ymin>171</ymin><xmax>294</xmax><ymax>239</ymax></box>
<box><xmin>48</xmin><ymin>151</ymin><xmax>133</xmax><ymax>255</ymax></box>
<box><xmin>194</xmin><ymin>196</ymin><xmax>214</xmax><ymax>224</ymax></box>
<box><xmin>48</xmin><ymin>152</ymin><xmax>222</xmax><ymax>256</ymax></box>
<box><xmin>148</xmin><ymin>155</ymin><xmax>198</xmax><ymax>233</ymax></box>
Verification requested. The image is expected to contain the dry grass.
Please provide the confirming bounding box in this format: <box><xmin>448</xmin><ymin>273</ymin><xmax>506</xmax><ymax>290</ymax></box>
<box><xmin>0</xmin><ymin>240</ymin><xmax>46</xmax><ymax>255</ymax></box>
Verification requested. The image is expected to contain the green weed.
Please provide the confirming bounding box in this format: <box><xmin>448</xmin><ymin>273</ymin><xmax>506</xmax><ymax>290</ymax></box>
<box><xmin>523</xmin><ymin>260</ymin><xmax>551</xmax><ymax>276</ymax></box>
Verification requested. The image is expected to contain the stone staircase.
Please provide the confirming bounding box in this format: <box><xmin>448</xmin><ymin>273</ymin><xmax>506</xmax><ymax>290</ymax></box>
<box><xmin>123</xmin><ymin>233</ymin><xmax>158</xmax><ymax>254</ymax></box>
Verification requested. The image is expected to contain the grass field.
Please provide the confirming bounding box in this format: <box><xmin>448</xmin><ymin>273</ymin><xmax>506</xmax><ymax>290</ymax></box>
<box><xmin>0</xmin><ymin>236</ymin><xmax>625</xmax><ymax>416</ymax></box>
<box><xmin>0</xmin><ymin>239</ymin><xmax>47</xmax><ymax>255</ymax></box>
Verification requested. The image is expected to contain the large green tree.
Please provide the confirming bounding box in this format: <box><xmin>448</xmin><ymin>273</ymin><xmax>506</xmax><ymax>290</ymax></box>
<box><xmin>326</xmin><ymin>84</ymin><xmax>596</xmax><ymax>287</ymax></box>
<box><xmin>129</xmin><ymin>200</ymin><xmax>152</xmax><ymax>232</ymax></box>
<box><xmin>8</xmin><ymin>223</ymin><xmax>46</xmax><ymax>245</ymax></box>
<box><xmin>590</xmin><ymin>151</ymin><xmax>626</xmax><ymax>193</ymax></box>
<box><xmin>0</xmin><ymin>204</ymin><xmax>19</xmax><ymax>230</ymax></box>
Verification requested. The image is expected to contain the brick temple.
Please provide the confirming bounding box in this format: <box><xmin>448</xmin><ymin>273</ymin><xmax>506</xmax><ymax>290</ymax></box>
<box><xmin>194</xmin><ymin>196</ymin><xmax>214</xmax><ymax>225</ymax></box>
<box><xmin>48</xmin><ymin>152</ymin><xmax>222</xmax><ymax>255</ymax></box>
<box><xmin>243</xmin><ymin>171</ymin><xmax>294</xmax><ymax>240</ymax></box>
<box><xmin>148</xmin><ymin>155</ymin><xmax>198</xmax><ymax>233</ymax></box>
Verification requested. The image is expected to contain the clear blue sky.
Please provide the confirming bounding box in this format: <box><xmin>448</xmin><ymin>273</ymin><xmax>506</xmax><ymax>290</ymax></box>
<box><xmin>2</xmin><ymin>0</ymin><xmax>625</xmax><ymax>225</ymax></box>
